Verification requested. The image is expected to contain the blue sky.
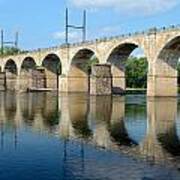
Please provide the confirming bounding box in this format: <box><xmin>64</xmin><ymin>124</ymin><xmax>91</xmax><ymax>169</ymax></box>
<box><xmin>0</xmin><ymin>0</ymin><xmax>179</xmax><ymax>50</ymax></box>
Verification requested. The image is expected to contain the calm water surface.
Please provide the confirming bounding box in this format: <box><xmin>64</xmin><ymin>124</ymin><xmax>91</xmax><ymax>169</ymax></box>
<box><xmin>0</xmin><ymin>92</ymin><xmax>180</xmax><ymax>180</ymax></box>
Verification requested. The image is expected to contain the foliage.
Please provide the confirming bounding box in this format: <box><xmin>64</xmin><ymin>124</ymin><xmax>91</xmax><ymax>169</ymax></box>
<box><xmin>80</xmin><ymin>55</ymin><xmax>148</xmax><ymax>88</ymax></box>
<box><xmin>0</xmin><ymin>46</ymin><xmax>20</xmax><ymax>56</ymax></box>
<box><xmin>81</xmin><ymin>56</ymin><xmax>99</xmax><ymax>74</ymax></box>
<box><xmin>177</xmin><ymin>63</ymin><xmax>180</xmax><ymax>86</ymax></box>
<box><xmin>125</xmin><ymin>56</ymin><xmax>148</xmax><ymax>88</ymax></box>
<box><xmin>177</xmin><ymin>64</ymin><xmax>180</xmax><ymax>72</ymax></box>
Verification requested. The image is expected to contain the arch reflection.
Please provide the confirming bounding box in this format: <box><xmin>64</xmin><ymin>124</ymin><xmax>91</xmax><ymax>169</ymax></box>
<box><xmin>89</xmin><ymin>96</ymin><xmax>137</xmax><ymax>149</ymax></box>
<box><xmin>0</xmin><ymin>92</ymin><xmax>179</xmax><ymax>167</ymax></box>
<box><xmin>59</xmin><ymin>94</ymin><xmax>91</xmax><ymax>139</ymax></box>
<box><xmin>139</xmin><ymin>97</ymin><xmax>180</xmax><ymax>164</ymax></box>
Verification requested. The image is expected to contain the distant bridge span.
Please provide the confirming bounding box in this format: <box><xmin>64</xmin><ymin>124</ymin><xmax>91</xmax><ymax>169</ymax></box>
<box><xmin>0</xmin><ymin>25</ymin><xmax>180</xmax><ymax>96</ymax></box>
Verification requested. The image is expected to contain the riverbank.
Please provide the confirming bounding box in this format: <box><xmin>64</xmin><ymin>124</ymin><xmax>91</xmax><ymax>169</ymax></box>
<box><xmin>126</xmin><ymin>88</ymin><xmax>146</xmax><ymax>94</ymax></box>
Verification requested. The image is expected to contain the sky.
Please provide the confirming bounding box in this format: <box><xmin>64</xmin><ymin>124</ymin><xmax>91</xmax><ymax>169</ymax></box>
<box><xmin>0</xmin><ymin>0</ymin><xmax>180</xmax><ymax>50</ymax></box>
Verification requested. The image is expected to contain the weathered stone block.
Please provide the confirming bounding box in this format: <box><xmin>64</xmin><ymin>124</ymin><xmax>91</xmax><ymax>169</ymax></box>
<box><xmin>90</xmin><ymin>64</ymin><xmax>112</xmax><ymax>95</ymax></box>
<box><xmin>147</xmin><ymin>75</ymin><xmax>177</xmax><ymax>97</ymax></box>
<box><xmin>0</xmin><ymin>72</ymin><xmax>5</xmax><ymax>91</ymax></box>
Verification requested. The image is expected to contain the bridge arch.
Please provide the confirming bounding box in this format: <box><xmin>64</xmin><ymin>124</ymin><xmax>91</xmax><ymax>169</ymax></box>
<box><xmin>42</xmin><ymin>53</ymin><xmax>62</xmax><ymax>90</ymax></box>
<box><xmin>4</xmin><ymin>59</ymin><xmax>18</xmax><ymax>74</ymax></box>
<box><xmin>105</xmin><ymin>41</ymin><xmax>148</xmax><ymax>94</ymax></box>
<box><xmin>154</xmin><ymin>35</ymin><xmax>180</xmax><ymax>96</ymax></box>
<box><xmin>70</xmin><ymin>47</ymin><xmax>100</xmax><ymax>63</ymax></box>
<box><xmin>19</xmin><ymin>57</ymin><xmax>37</xmax><ymax>91</ymax></box>
<box><xmin>156</xmin><ymin>33</ymin><xmax>180</xmax><ymax>60</ymax></box>
<box><xmin>4</xmin><ymin>59</ymin><xmax>18</xmax><ymax>91</ymax></box>
<box><xmin>104</xmin><ymin>39</ymin><xmax>148</xmax><ymax>62</ymax></box>
<box><xmin>20</xmin><ymin>56</ymin><xmax>36</xmax><ymax>70</ymax></box>
<box><xmin>68</xmin><ymin>48</ymin><xmax>99</xmax><ymax>93</ymax></box>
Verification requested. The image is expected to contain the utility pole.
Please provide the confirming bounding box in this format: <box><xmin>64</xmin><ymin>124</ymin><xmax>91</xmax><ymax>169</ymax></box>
<box><xmin>15</xmin><ymin>31</ymin><xmax>19</xmax><ymax>49</ymax></box>
<box><xmin>65</xmin><ymin>8</ymin><xmax>69</xmax><ymax>44</ymax></box>
<box><xmin>65</xmin><ymin>8</ymin><xmax>87</xmax><ymax>44</ymax></box>
<box><xmin>0</xmin><ymin>29</ymin><xmax>19</xmax><ymax>55</ymax></box>
<box><xmin>83</xmin><ymin>10</ymin><xmax>86</xmax><ymax>42</ymax></box>
<box><xmin>1</xmin><ymin>30</ymin><xmax>4</xmax><ymax>56</ymax></box>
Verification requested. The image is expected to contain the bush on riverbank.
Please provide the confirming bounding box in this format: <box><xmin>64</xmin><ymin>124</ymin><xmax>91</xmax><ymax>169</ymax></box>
<box><xmin>125</xmin><ymin>56</ymin><xmax>148</xmax><ymax>88</ymax></box>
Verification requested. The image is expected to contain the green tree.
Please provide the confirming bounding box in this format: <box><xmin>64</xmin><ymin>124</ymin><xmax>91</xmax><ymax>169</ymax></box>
<box><xmin>0</xmin><ymin>46</ymin><xmax>21</xmax><ymax>56</ymax></box>
<box><xmin>125</xmin><ymin>56</ymin><xmax>148</xmax><ymax>88</ymax></box>
<box><xmin>177</xmin><ymin>63</ymin><xmax>180</xmax><ymax>86</ymax></box>
<box><xmin>81</xmin><ymin>56</ymin><xmax>99</xmax><ymax>74</ymax></box>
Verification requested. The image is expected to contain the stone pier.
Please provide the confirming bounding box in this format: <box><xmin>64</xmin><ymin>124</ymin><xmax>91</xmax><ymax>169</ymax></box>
<box><xmin>90</xmin><ymin>64</ymin><xmax>112</xmax><ymax>95</ymax></box>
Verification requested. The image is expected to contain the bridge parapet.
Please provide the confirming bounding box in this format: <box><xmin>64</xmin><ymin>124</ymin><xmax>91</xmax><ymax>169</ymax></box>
<box><xmin>1</xmin><ymin>25</ymin><xmax>179</xmax><ymax>58</ymax></box>
<box><xmin>68</xmin><ymin>24</ymin><xmax>180</xmax><ymax>48</ymax></box>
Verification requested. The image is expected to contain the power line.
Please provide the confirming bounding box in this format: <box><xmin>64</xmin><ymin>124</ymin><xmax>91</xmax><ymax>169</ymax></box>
<box><xmin>65</xmin><ymin>8</ymin><xmax>87</xmax><ymax>44</ymax></box>
<box><xmin>0</xmin><ymin>30</ymin><xmax>19</xmax><ymax>55</ymax></box>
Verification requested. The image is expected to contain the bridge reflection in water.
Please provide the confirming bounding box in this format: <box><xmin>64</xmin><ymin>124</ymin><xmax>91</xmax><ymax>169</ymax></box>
<box><xmin>0</xmin><ymin>92</ymin><xmax>180</xmax><ymax>179</ymax></box>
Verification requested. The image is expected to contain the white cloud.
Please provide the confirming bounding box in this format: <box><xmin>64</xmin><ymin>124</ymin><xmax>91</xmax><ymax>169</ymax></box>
<box><xmin>101</xmin><ymin>26</ymin><xmax>121</xmax><ymax>33</ymax></box>
<box><xmin>53</xmin><ymin>31</ymin><xmax>82</xmax><ymax>42</ymax></box>
<box><xmin>70</xmin><ymin>0</ymin><xmax>178</xmax><ymax>16</ymax></box>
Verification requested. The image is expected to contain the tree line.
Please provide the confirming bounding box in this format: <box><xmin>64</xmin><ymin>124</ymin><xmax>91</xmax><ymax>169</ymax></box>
<box><xmin>126</xmin><ymin>57</ymin><xmax>180</xmax><ymax>88</ymax></box>
<box><xmin>0</xmin><ymin>46</ymin><xmax>23</xmax><ymax>57</ymax></box>
<box><xmin>125</xmin><ymin>56</ymin><xmax>148</xmax><ymax>88</ymax></box>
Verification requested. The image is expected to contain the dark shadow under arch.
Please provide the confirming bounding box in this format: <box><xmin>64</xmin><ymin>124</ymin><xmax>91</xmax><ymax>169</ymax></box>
<box><xmin>156</xmin><ymin>36</ymin><xmax>180</xmax><ymax>95</ymax></box>
<box><xmin>5</xmin><ymin>59</ymin><xmax>17</xmax><ymax>75</ymax></box>
<box><xmin>157</xmin><ymin>36</ymin><xmax>180</xmax><ymax>68</ymax></box>
<box><xmin>42</xmin><ymin>54</ymin><xmax>62</xmax><ymax>75</ymax></box>
<box><xmin>21</xmin><ymin>57</ymin><xmax>36</xmax><ymax>71</ymax></box>
<box><xmin>109</xmin><ymin>119</ymin><xmax>138</xmax><ymax>146</ymax></box>
<box><xmin>20</xmin><ymin>57</ymin><xmax>37</xmax><ymax>91</ymax></box>
<box><xmin>68</xmin><ymin>49</ymin><xmax>99</xmax><ymax>93</ymax></box>
<box><xmin>42</xmin><ymin>54</ymin><xmax>62</xmax><ymax>90</ymax></box>
<box><xmin>157</xmin><ymin>126</ymin><xmax>180</xmax><ymax>156</ymax></box>
<box><xmin>4</xmin><ymin>59</ymin><xmax>18</xmax><ymax>91</ymax></box>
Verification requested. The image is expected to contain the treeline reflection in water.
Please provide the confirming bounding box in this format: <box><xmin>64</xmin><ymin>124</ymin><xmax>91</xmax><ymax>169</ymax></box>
<box><xmin>0</xmin><ymin>92</ymin><xmax>180</xmax><ymax>169</ymax></box>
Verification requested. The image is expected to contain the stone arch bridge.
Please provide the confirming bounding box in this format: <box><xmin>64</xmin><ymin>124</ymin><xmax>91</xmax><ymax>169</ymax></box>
<box><xmin>0</xmin><ymin>25</ymin><xmax>180</xmax><ymax>96</ymax></box>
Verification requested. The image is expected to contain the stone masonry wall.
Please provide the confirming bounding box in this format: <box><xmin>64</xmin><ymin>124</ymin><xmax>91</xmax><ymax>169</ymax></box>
<box><xmin>90</xmin><ymin>64</ymin><xmax>112</xmax><ymax>95</ymax></box>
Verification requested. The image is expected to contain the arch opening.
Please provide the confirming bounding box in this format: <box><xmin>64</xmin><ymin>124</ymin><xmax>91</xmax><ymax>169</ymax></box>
<box><xmin>42</xmin><ymin>54</ymin><xmax>62</xmax><ymax>90</ymax></box>
<box><xmin>20</xmin><ymin>57</ymin><xmax>37</xmax><ymax>91</ymax></box>
<box><xmin>4</xmin><ymin>59</ymin><xmax>18</xmax><ymax>91</ymax></box>
<box><xmin>107</xmin><ymin>43</ymin><xmax>148</xmax><ymax>94</ymax></box>
<box><xmin>21</xmin><ymin>57</ymin><xmax>36</xmax><ymax>70</ymax></box>
<box><xmin>156</xmin><ymin>36</ymin><xmax>180</xmax><ymax>96</ymax></box>
<box><xmin>5</xmin><ymin>59</ymin><xmax>17</xmax><ymax>74</ymax></box>
<box><xmin>68</xmin><ymin>49</ymin><xmax>99</xmax><ymax>93</ymax></box>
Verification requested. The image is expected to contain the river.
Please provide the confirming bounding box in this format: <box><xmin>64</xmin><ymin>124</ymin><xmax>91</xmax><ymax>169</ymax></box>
<box><xmin>0</xmin><ymin>92</ymin><xmax>179</xmax><ymax>180</ymax></box>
